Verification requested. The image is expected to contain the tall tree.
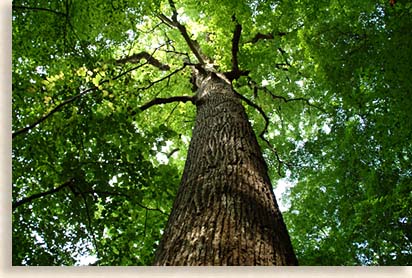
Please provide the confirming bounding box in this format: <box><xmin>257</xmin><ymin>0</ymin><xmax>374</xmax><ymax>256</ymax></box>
<box><xmin>153</xmin><ymin>68</ymin><xmax>296</xmax><ymax>265</ymax></box>
<box><xmin>12</xmin><ymin>0</ymin><xmax>412</xmax><ymax>265</ymax></box>
<box><xmin>150</xmin><ymin>2</ymin><xmax>297</xmax><ymax>265</ymax></box>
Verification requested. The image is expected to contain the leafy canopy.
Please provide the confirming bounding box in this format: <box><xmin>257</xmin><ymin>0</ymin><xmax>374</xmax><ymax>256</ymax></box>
<box><xmin>12</xmin><ymin>0</ymin><xmax>412</xmax><ymax>265</ymax></box>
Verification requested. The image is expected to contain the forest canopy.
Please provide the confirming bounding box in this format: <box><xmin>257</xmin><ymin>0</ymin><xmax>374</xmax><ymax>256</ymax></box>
<box><xmin>12</xmin><ymin>0</ymin><xmax>412</xmax><ymax>265</ymax></box>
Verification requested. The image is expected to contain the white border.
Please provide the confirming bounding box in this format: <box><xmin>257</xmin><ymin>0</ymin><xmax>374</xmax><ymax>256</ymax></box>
<box><xmin>1</xmin><ymin>0</ymin><xmax>411</xmax><ymax>277</ymax></box>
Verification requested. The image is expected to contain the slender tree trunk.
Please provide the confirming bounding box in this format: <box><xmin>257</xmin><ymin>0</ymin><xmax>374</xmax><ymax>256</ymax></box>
<box><xmin>153</xmin><ymin>72</ymin><xmax>297</xmax><ymax>266</ymax></box>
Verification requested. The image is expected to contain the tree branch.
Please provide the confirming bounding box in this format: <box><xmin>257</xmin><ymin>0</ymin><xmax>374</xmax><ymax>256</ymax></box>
<box><xmin>167</xmin><ymin>148</ymin><xmax>180</xmax><ymax>158</ymax></box>
<box><xmin>12</xmin><ymin>5</ymin><xmax>67</xmax><ymax>17</ymax></box>
<box><xmin>231</xmin><ymin>18</ymin><xmax>242</xmax><ymax>74</ymax></box>
<box><xmin>82</xmin><ymin>189</ymin><xmax>169</xmax><ymax>216</ymax></box>
<box><xmin>137</xmin><ymin>64</ymin><xmax>188</xmax><ymax>91</ymax></box>
<box><xmin>234</xmin><ymin>91</ymin><xmax>292</xmax><ymax>177</ymax></box>
<box><xmin>116</xmin><ymin>51</ymin><xmax>170</xmax><ymax>71</ymax></box>
<box><xmin>12</xmin><ymin>58</ymin><xmax>188</xmax><ymax>139</ymax></box>
<box><xmin>233</xmin><ymin>91</ymin><xmax>271</xmax><ymax>144</ymax></box>
<box><xmin>246</xmin><ymin>77</ymin><xmax>325</xmax><ymax>112</ymax></box>
<box><xmin>157</xmin><ymin>13</ymin><xmax>176</xmax><ymax>29</ymax></box>
<box><xmin>224</xmin><ymin>16</ymin><xmax>250</xmax><ymax>81</ymax></box>
<box><xmin>79</xmin><ymin>190</ymin><xmax>100</xmax><ymax>259</ymax></box>
<box><xmin>247</xmin><ymin>32</ymin><xmax>287</xmax><ymax>44</ymax></box>
<box><xmin>137</xmin><ymin>95</ymin><xmax>193</xmax><ymax>113</ymax></box>
<box><xmin>158</xmin><ymin>0</ymin><xmax>207</xmax><ymax>65</ymax></box>
<box><xmin>12</xmin><ymin>179</ymin><xmax>74</xmax><ymax>211</ymax></box>
<box><xmin>12</xmin><ymin>88</ymin><xmax>94</xmax><ymax>139</ymax></box>
<box><xmin>277</xmin><ymin>47</ymin><xmax>292</xmax><ymax>69</ymax></box>
<box><xmin>12</xmin><ymin>61</ymin><xmax>151</xmax><ymax>139</ymax></box>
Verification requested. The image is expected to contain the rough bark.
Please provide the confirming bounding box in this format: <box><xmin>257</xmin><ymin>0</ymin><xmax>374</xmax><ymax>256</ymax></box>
<box><xmin>153</xmin><ymin>72</ymin><xmax>298</xmax><ymax>266</ymax></box>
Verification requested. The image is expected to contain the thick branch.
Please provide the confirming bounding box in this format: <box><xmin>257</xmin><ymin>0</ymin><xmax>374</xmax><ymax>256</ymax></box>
<box><xmin>157</xmin><ymin>13</ymin><xmax>176</xmax><ymax>29</ymax></box>
<box><xmin>138</xmin><ymin>95</ymin><xmax>193</xmax><ymax>113</ymax></box>
<box><xmin>221</xmin><ymin>16</ymin><xmax>250</xmax><ymax>81</ymax></box>
<box><xmin>116</xmin><ymin>51</ymin><xmax>170</xmax><ymax>71</ymax></box>
<box><xmin>12</xmin><ymin>179</ymin><xmax>74</xmax><ymax>211</ymax></box>
<box><xmin>173</xmin><ymin>21</ymin><xmax>205</xmax><ymax>64</ymax></box>
<box><xmin>231</xmin><ymin>20</ymin><xmax>242</xmax><ymax>74</ymax></box>
<box><xmin>224</xmin><ymin>18</ymin><xmax>250</xmax><ymax>81</ymax></box>
<box><xmin>247</xmin><ymin>32</ymin><xmax>287</xmax><ymax>44</ymax></box>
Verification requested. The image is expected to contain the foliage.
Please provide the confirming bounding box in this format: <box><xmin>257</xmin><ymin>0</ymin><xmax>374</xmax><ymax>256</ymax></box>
<box><xmin>281</xmin><ymin>0</ymin><xmax>412</xmax><ymax>265</ymax></box>
<box><xmin>12</xmin><ymin>0</ymin><xmax>412</xmax><ymax>265</ymax></box>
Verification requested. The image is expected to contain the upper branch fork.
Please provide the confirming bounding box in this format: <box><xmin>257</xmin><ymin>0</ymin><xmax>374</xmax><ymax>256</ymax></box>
<box><xmin>224</xmin><ymin>15</ymin><xmax>250</xmax><ymax>81</ymax></box>
<box><xmin>158</xmin><ymin>0</ymin><xmax>207</xmax><ymax>65</ymax></box>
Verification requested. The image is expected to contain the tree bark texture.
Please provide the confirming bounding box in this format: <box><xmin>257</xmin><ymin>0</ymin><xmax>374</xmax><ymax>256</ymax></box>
<box><xmin>153</xmin><ymin>72</ymin><xmax>298</xmax><ymax>265</ymax></box>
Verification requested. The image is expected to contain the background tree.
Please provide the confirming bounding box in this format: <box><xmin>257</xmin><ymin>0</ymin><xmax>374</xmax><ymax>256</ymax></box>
<box><xmin>12</xmin><ymin>0</ymin><xmax>412</xmax><ymax>265</ymax></box>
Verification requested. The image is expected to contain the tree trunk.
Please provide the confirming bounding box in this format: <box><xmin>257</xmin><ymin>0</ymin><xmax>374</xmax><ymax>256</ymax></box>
<box><xmin>153</xmin><ymin>72</ymin><xmax>298</xmax><ymax>266</ymax></box>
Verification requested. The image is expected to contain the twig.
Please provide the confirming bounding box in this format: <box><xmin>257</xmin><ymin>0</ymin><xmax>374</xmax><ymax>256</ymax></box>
<box><xmin>143</xmin><ymin>209</ymin><xmax>148</xmax><ymax>238</ymax></box>
<box><xmin>246</xmin><ymin>32</ymin><xmax>296</xmax><ymax>76</ymax></box>
<box><xmin>83</xmin><ymin>190</ymin><xmax>169</xmax><ymax>216</ymax></box>
<box><xmin>12</xmin><ymin>60</ymin><xmax>154</xmax><ymax>139</ymax></box>
<box><xmin>277</xmin><ymin>47</ymin><xmax>292</xmax><ymax>69</ymax></box>
<box><xmin>136</xmin><ymin>64</ymin><xmax>188</xmax><ymax>91</ymax></box>
<box><xmin>164</xmin><ymin>103</ymin><xmax>179</xmax><ymax>123</ymax></box>
<box><xmin>136</xmin><ymin>21</ymin><xmax>163</xmax><ymax>34</ymax></box>
<box><xmin>167</xmin><ymin>148</ymin><xmax>180</xmax><ymax>158</ymax></box>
